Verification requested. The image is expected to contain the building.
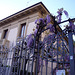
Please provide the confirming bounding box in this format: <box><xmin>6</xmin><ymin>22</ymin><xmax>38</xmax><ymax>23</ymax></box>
<box><xmin>0</xmin><ymin>2</ymin><xmax>69</xmax><ymax>75</ymax></box>
<box><xmin>0</xmin><ymin>2</ymin><xmax>53</xmax><ymax>75</ymax></box>
<box><xmin>0</xmin><ymin>2</ymin><xmax>51</xmax><ymax>47</ymax></box>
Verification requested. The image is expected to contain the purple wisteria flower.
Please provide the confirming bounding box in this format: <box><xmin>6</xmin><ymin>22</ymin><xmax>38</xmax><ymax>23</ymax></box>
<box><xmin>27</xmin><ymin>34</ymin><xmax>34</xmax><ymax>48</ymax></box>
<box><xmin>57</xmin><ymin>15</ymin><xmax>62</xmax><ymax>23</ymax></box>
<box><xmin>27</xmin><ymin>37</ymin><xmax>34</xmax><ymax>48</ymax></box>
<box><xmin>46</xmin><ymin>15</ymin><xmax>51</xmax><ymax>24</ymax></box>
<box><xmin>47</xmin><ymin>24</ymin><xmax>52</xmax><ymax>29</ymax></box>
<box><xmin>63</xmin><ymin>10</ymin><xmax>68</xmax><ymax>17</ymax></box>
<box><xmin>35</xmin><ymin>19</ymin><xmax>38</xmax><ymax>24</ymax></box>
<box><xmin>57</xmin><ymin>9</ymin><xmax>62</xmax><ymax>23</ymax></box>
<box><xmin>39</xmin><ymin>18</ymin><xmax>44</xmax><ymax>24</ymax></box>
<box><xmin>36</xmin><ymin>25</ymin><xmax>39</xmax><ymax>29</ymax></box>
<box><xmin>47</xmin><ymin>24</ymin><xmax>55</xmax><ymax>32</ymax></box>
<box><xmin>35</xmin><ymin>18</ymin><xmax>44</xmax><ymax>25</ymax></box>
<box><xmin>57</xmin><ymin>8</ymin><xmax>68</xmax><ymax>23</ymax></box>
<box><xmin>35</xmin><ymin>18</ymin><xmax>46</xmax><ymax>30</ymax></box>
<box><xmin>27</xmin><ymin>34</ymin><xmax>32</xmax><ymax>40</ymax></box>
<box><xmin>57</xmin><ymin>8</ymin><xmax>63</xmax><ymax>15</ymax></box>
<box><xmin>34</xmin><ymin>29</ymin><xmax>38</xmax><ymax>36</ymax></box>
<box><xmin>58</xmin><ymin>15</ymin><xmax>61</xmax><ymax>23</ymax></box>
<box><xmin>57</xmin><ymin>11</ymin><xmax>62</xmax><ymax>15</ymax></box>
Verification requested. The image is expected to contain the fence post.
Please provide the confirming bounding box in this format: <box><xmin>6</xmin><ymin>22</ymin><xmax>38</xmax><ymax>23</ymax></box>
<box><xmin>68</xmin><ymin>30</ymin><xmax>75</xmax><ymax>75</ymax></box>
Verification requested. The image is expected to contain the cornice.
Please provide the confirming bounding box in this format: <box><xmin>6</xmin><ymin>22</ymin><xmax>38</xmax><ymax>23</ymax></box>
<box><xmin>0</xmin><ymin>2</ymin><xmax>50</xmax><ymax>26</ymax></box>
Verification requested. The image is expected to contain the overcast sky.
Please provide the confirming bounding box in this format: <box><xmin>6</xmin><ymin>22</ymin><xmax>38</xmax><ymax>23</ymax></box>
<box><xmin>0</xmin><ymin>0</ymin><xmax>75</xmax><ymax>40</ymax></box>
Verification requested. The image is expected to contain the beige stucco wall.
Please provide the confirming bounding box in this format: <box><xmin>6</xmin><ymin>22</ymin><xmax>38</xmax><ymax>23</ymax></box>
<box><xmin>0</xmin><ymin>32</ymin><xmax>2</xmax><ymax>39</ymax></box>
<box><xmin>0</xmin><ymin>12</ymin><xmax>40</xmax><ymax>46</ymax></box>
<box><xmin>27</xmin><ymin>22</ymin><xmax>36</xmax><ymax>35</ymax></box>
<box><xmin>15</xmin><ymin>12</ymin><xmax>40</xmax><ymax>37</ymax></box>
<box><xmin>7</xmin><ymin>27</ymin><xmax>18</xmax><ymax>46</ymax></box>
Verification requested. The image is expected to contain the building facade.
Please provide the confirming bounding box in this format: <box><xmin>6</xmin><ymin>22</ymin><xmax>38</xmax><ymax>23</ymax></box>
<box><xmin>0</xmin><ymin>2</ymin><xmax>55</xmax><ymax>75</ymax></box>
<box><xmin>0</xmin><ymin>2</ymin><xmax>51</xmax><ymax>47</ymax></box>
<box><xmin>0</xmin><ymin>2</ymin><xmax>70</xmax><ymax>75</ymax></box>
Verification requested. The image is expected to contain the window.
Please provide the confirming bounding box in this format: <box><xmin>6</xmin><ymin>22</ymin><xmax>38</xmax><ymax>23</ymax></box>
<box><xmin>3</xmin><ymin>29</ymin><xmax>8</xmax><ymax>39</ymax></box>
<box><xmin>20</xmin><ymin>23</ymin><xmax>26</xmax><ymax>37</ymax></box>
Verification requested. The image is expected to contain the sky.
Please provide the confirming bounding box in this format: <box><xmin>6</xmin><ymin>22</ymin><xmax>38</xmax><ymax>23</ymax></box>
<box><xmin>0</xmin><ymin>0</ymin><xmax>75</xmax><ymax>40</ymax></box>
<box><xmin>0</xmin><ymin>0</ymin><xmax>75</xmax><ymax>20</ymax></box>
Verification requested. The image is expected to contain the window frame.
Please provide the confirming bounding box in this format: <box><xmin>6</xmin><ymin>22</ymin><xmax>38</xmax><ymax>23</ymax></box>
<box><xmin>3</xmin><ymin>29</ymin><xmax>8</xmax><ymax>39</ymax></box>
<box><xmin>20</xmin><ymin>23</ymin><xmax>26</xmax><ymax>37</ymax></box>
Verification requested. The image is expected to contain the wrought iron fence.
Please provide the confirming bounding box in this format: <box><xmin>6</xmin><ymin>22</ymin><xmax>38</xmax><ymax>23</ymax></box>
<box><xmin>0</xmin><ymin>15</ymin><xmax>75</xmax><ymax>75</ymax></box>
<box><xmin>0</xmin><ymin>31</ymin><xmax>71</xmax><ymax>75</ymax></box>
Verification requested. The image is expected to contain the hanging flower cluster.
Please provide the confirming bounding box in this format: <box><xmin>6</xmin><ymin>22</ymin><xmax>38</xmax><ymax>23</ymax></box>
<box><xmin>27</xmin><ymin>34</ymin><xmax>34</xmax><ymax>48</ymax></box>
<box><xmin>56</xmin><ymin>8</ymin><xmax>69</xmax><ymax>23</ymax></box>
<box><xmin>27</xmin><ymin>15</ymin><xmax>55</xmax><ymax>48</ymax></box>
<box><xmin>56</xmin><ymin>8</ymin><xmax>75</xmax><ymax>31</ymax></box>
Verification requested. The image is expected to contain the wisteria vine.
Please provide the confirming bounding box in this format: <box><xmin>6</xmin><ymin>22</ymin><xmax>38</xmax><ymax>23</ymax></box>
<box><xmin>26</xmin><ymin>8</ymin><xmax>75</xmax><ymax>74</ymax></box>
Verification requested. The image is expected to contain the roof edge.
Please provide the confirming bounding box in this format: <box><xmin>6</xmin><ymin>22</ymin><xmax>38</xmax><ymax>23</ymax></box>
<box><xmin>0</xmin><ymin>2</ymin><xmax>50</xmax><ymax>23</ymax></box>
